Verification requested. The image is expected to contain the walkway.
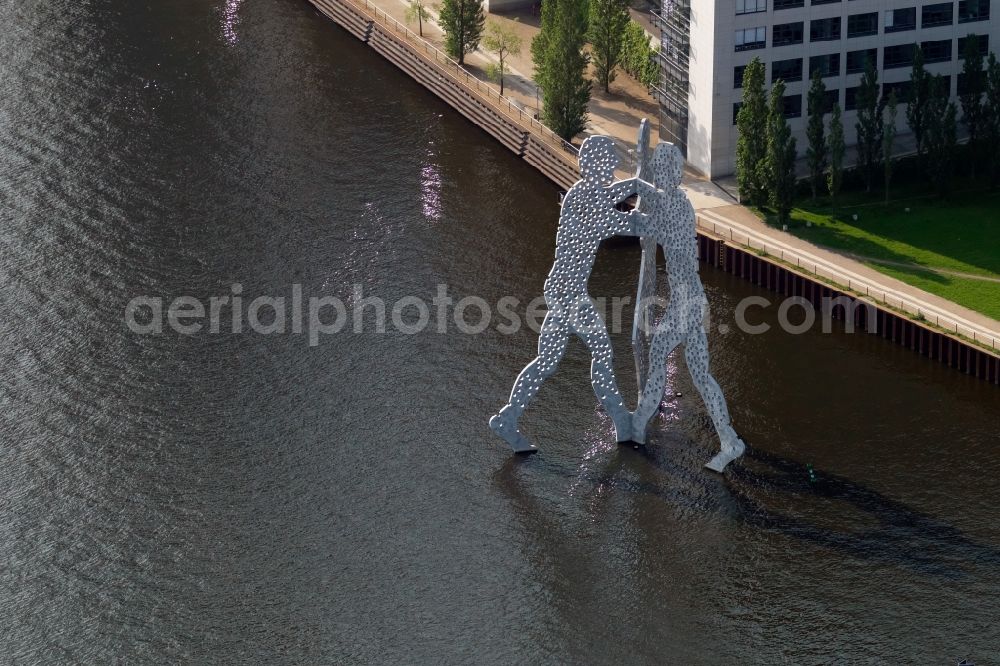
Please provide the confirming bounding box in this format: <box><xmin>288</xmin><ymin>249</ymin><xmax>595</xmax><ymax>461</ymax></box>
<box><xmin>313</xmin><ymin>0</ymin><xmax>1000</xmax><ymax>352</ymax></box>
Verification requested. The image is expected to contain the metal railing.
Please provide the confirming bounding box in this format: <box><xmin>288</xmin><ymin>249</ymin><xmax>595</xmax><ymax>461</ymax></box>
<box><xmin>696</xmin><ymin>211</ymin><xmax>1000</xmax><ymax>352</ymax></box>
<box><xmin>339</xmin><ymin>0</ymin><xmax>579</xmax><ymax>158</ymax></box>
<box><xmin>319</xmin><ymin>0</ymin><xmax>658</xmax><ymax>181</ymax></box>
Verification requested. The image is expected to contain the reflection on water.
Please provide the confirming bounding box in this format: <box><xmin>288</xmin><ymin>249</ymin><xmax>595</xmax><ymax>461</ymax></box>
<box><xmin>0</xmin><ymin>0</ymin><xmax>997</xmax><ymax>663</ymax></box>
<box><xmin>420</xmin><ymin>146</ymin><xmax>443</xmax><ymax>222</ymax></box>
<box><xmin>221</xmin><ymin>0</ymin><xmax>242</xmax><ymax>45</ymax></box>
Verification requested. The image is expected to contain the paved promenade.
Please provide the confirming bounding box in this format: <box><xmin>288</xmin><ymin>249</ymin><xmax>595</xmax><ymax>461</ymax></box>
<box><xmin>318</xmin><ymin>0</ymin><xmax>1000</xmax><ymax>352</ymax></box>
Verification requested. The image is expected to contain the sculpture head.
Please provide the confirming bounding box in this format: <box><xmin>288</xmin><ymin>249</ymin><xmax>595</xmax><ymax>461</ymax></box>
<box><xmin>578</xmin><ymin>136</ymin><xmax>619</xmax><ymax>184</ymax></box>
<box><xmin>648</xmin><ymin>142</ymin><xmax>684</xmax><ymax>190</ymax></box>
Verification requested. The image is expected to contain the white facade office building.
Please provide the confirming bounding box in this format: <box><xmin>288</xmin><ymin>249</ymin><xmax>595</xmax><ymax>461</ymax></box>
<box><xmin>654</xmin><ymin>0</ymin><xmax>996</xmax><ymax>178</ymax></box>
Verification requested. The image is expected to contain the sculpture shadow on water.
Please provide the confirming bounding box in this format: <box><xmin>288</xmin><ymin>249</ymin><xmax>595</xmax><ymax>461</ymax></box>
<box><xmin>729</xmin><ymin>448</ymin><xmax>1000</xmax><ymax>578</ymax></box>
<box><xmin>494</xmin><ymin>441</ymin><xmax>1000</xmax><ymax>580</ymax></box>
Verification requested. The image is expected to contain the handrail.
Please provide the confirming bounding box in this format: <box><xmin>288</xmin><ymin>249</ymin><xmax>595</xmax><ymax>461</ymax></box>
<box><xmin>346</xmin><ymin>0</ymin><xmax>579</xmax><ymax>156</ymax></box>
<box><xmin>696</xmin><ymin>209</ymin><xmax>1000</xmax><ymax>352</ymax></box>
<box><xmin>335</xmin><ymin>0</ymin><xmax>643</xmax><ymax>173</ymax></box>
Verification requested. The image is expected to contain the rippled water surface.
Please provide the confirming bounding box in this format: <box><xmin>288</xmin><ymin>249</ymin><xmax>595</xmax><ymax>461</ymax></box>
<box><xmin>1</xmin><ymin>1</ymin><xmax>999</xmax><ymax>662</ymax></box>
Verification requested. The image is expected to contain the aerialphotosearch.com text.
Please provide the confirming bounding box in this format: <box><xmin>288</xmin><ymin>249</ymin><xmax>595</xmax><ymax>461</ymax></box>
<box><xmin>124</xmin><ymin>283</ymin><xmax>877</xmax><ymax>346</ymax></box>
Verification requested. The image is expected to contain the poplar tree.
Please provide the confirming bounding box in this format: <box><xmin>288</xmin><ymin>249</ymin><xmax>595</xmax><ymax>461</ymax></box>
<box><xmin>588</xmin><ymin>0</ymin><xmax>630</xmax><ymax>93</ymax></box>
<box><xmin>925</xmin><ymin>75</ymin><xmax>957</xmax><ymax>197</ymax></box>
<box><xmin>766</xmin><ymin>79</ymin><xmax>797</xmax><ymax>226</ymax></box>
<box><xmin>535</xmin><ymin>0</ymin><xmax>591</xmax><ymax>139</ymax></box>
<box><xmin>855</xmin><ymin>57</ymin><xmax>883</xmax><ymax>193</ymax></box>
<box><xmin>531</xmin><ymin>0</ymin><xmax>555</xmax><ymax>75</ymax></box>
<box><xmin>959</xmin><ymin>35</ymin><xmax>986</xmax><ymax>179</ymax></box>
<box><xmin>907</xmin><ymin>46</ymin><xmax>931</xmax><ymax>165</ymax></box>
<box><xmin>439</xmin><ymin>0</ymin><xmax>485</xmax><ymax>65</ymax></box>
<box><xmin>620</xmin><ymin>21</ymin><xmax>657</xmax><ymax>86</ymax></box>
<box><xmin>735</xmin><ymin>57</ymin><xmax>767</xmax><ymax>206</ymax></box>
<box><xmin>883</xmin><ymin>91</ymin><xmax>898</xmax><ymax>204</ymax></box>
<box><xmin>985</xmin><ymin>53</ymin><xmax>1000</xmax><ymax>184</ymax></box>
<box><xmin>827</xmin><ymin>103</ymin><xmax>845</xmax><ymax>202</ymax></box>
<box><xmin>805</xmin><ymin>69</ymin><xmax>827</xmax><ymax>199</ymax></box>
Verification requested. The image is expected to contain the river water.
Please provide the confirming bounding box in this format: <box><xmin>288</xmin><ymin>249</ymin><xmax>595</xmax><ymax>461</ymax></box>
<box><xmin>1</xmin><ymin>0</ymin><xmax>998</xmax><ymax>663</ymax></box>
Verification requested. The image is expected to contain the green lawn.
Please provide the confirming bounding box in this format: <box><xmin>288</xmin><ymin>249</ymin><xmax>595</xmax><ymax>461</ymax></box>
<box><xmin>758</xmin><ymin>188</ymin><xmax>1000</xmax><ymax>321</ymax></box>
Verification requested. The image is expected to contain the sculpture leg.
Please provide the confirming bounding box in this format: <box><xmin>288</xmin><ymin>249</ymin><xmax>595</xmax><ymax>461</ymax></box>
<box><xmin>490</xmin><ymin>308</ymin><xmax>570</xmax><ymax>453</ymax></box>
<box><xmin>631</xmin><ymin>311</ymin><xmax>686</xmax><ymax>443</ymax></box>
<box><xmin>682</xmin><ymin>326</ymin><xmax>746</xmax><ymax>472</ymax></box>
<box><xmin>570</xmin><ymin>300</ymin><xmax>632</xmax><ymax>442</ymax></box>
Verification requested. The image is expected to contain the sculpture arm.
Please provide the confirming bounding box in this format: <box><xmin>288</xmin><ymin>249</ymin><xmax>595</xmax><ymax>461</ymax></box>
<box><xmin>636</xmin><ymin>179</ymin><xmax>658</xmax><ymax>201</ymax></box>
<box><xmin>605</xmin><ymin>177</ymin><xmax>638</xmax><ymax>203</ymax></box>
<box><xmin>601</xmin><ymin>178</ymin><xmax>650</xmax><ymax>237</ymax></box>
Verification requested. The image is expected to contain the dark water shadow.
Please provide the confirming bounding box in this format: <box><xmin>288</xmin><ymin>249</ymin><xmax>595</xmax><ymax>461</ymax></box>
<box><xmin>728</xmin><ymin>447</ymin><xmax>1000</xmax><ymax>578</ymax></box>
<box><xmin>494</xmin><ymin>444</ymin><xmax>1000</xmax><ymax>579</ymax></box>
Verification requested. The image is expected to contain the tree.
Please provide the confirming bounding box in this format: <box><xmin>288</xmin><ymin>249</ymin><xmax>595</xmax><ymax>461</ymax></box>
<box><xmin>805</xmin><ymin>68</ymin><xmax>827</xmax><ymax>199</ymax></box>
<box><xmin>535</xmin><ymin>0</ymin><xmax>591</xmax><ymax>139</ymax></box>
<box><xmin>882</xmin><ymin>91</ymin><xmax>898</xmax><ymax>204</ymax></box>
<box><xmin>619</xmin><ymin>21</ymin><xmax>659</xmax><ymax>87</ymax></box>
<box><xmin>438</xmin><ymin>0</ymin><xmax>485</xmax><ymax>65</ymax></box>
<box><xmin>404</xmin><ymin>0</ymin><xmax>430</xmax><ymax>37</ymax></box>
<box><xmin>531</xmin><ymin>0</ymin><xmax>557</xmax><ymax>78</ymax></box>
<box><xmin>735</xmin><ymin>57</ymin><xmax>767</xmax><ymax>206</ymax></box>
<box><xmin>959</xmin><ymin>34</ymin><xmax>986</xmax><ymax>179</ymax></box>
<box><xmin>906</xmin><ymin>45</ymin><xmax>931</xmax><ymax>166</ymax></box>
<box><xmin>985</xmin><ymin>52</ymin><xmax>1000</xmax><ymax>184</ymax></box>
<box><xmin>827</xmin><ymin>103</ymin><xmax>845</xmax><ymax>202</ymax></box>
<box><xmin>765</xmin><ymin>79</ymin><xmax>797</xmax><ymax>226</ymax></box>
<box><xmin>924</xmin><ymin>75</ymin><xmax>958</xmax><ymax>197</ymax></box>
<box><xmin>588</xmin><ymin>0</ymin><xmax>630</xmax><ymax>93</ymax></box>
<box><xmin>483</xmin><ymin>20</ymin><xmax>522</xmax><ymax>95</ymax></box>
<box><xmin>855</xmin><ymin>56</ymin><xmax>883</xmax><ymax>193</ymax></box>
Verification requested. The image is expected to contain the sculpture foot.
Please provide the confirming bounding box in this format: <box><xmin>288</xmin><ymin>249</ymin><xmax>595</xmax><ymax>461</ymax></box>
<box><xmin>612</xmin><ymin>412</ymin><xmax>634</xmax><ymax>444</ymax></box>
<box><xmin>704</xmin><ymin>436</ymin><xmax>746</xmax><ymax>473</ymax></box>
<box><xmin>630</xmin><ymin>426</ymin><xmax>647</xmax><ymax>446</ymax></box>
<box><xmin>629</xmin><ymin>414</ymin><xmax>649</xmax><ymax>446</ymax></box>
<box><xmin>489</xmin><ymin>412</ymin><xmax>537</xmax><ymax>454</ymax></box>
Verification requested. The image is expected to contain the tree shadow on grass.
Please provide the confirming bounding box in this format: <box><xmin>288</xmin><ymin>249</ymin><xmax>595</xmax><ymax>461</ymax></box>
<box><xmin>759</xmin><ymin>207</ymin><xmax>952</xmax><ymax>286</ymax></box>
<box><xmin>790</xmin><ymin>193</ymin><xmax>1000</xmax><ymax>278</ymax></box>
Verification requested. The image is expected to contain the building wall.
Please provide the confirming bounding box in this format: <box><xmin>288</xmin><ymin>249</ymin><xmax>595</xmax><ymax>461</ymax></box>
<box><xmin>686</xmin><ymin>1</ymin><xmax>721</xmax><ymax>174</ymax></box>
<box><xmin>685</xmin><ymin>0</ymin><xmax>997</xmax><ymax>178</ymax></box>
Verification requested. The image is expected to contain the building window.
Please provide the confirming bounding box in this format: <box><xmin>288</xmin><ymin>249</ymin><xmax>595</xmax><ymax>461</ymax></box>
<box><xmin>809</xmin><ymin>53</ymin><xmax>841</xmax><ymax>78</ymax></box>
<box><xmin>773</xmin><ymin>0</ymin><xmax>804</xmax><ymax>8</ymax></box>
<box><xmin>958</xmin><ymin>33</ymin><xmax>989</xmax><ymax>58</ymax></box>
<box><xmin>772</xmin><ymin>58</ymin><xmax>804</xmax><ymax>82</ymax></box>
<box><xmin>811</xmin><ymin>17</ymin><xmax>842</xmax><ymax>41</ymax></box>
<box><xmin>921</xmin><ymin>39</ymin><xmax>953</xmax><ymax>63</ymax></box>
<box><xmin>737</xmin><ymin>0</ymin><xmax>767</xmax><ymax>15</ymax></box>
<box><xmin>883</xmin><ymin>80</ymin><xmax>914</xmax><ymax>102</ymax></box>
<box><xmin>734</xmin><ymin>65</ymin><xmax>746</xmax><ymax>88</ymax></box>
<box><xmin>733</xmin><ymin>102</ymin><xmax>742</xmax><ymax>125</ymax></box>
<box><xmin>846</xmin><ymin>48</ymin><xmax>877</xmax><ymax>73</ymax></box>
<box><xmin>773</xmin><ymin>22</ymin><xmax>804</xmax><ymax>47</ymax></box>
<box><xmin>735</xmin><ymin>26</ymin><xmax>767</xmax><ymax>51</ymax></box>
<box><xmin>885</xmin><ymin>7</ymin><xmax>917</xmax><ymax>32</ymax></box>
<box><xmin>845</xmin><ymin>86</ymin><xmax>859</xmax><ymax>110</ymax></box>
<box><xmin>959</xmin><ymin>0</ymin><xmax>990</xmax><ymax>21</ymax></box>
<box><xmin>922</xmin><ymin>2</ymin><xmax>954</xmax><ymax>27</ymax></box>
<box><xmin>847</xmin><ymin>12</ymin><xmax>879</xmax><ymax>37</ymax></box>
<box><xmin>821</xmin><ymin>89</ymin><xmax>840</xmax><ymax>112</ymax></box>
<box><xmin>809</xmin><ymin>89</ymin><xmax>840</xmax><ymax>113</ymax></box>
<box><xmin>813</xmin><ymin>0</ymin><xmax>841</xmax><ymax>5</ymax></box>
<box><xmin>783</xmin><ymin>94</ymin><xmax>803</xmax><ymax>118</ymax></box>
<box><xmin>884</xmin><ymin>43</ymin><xmax>917</xmax><ymax>68</ymax></box>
